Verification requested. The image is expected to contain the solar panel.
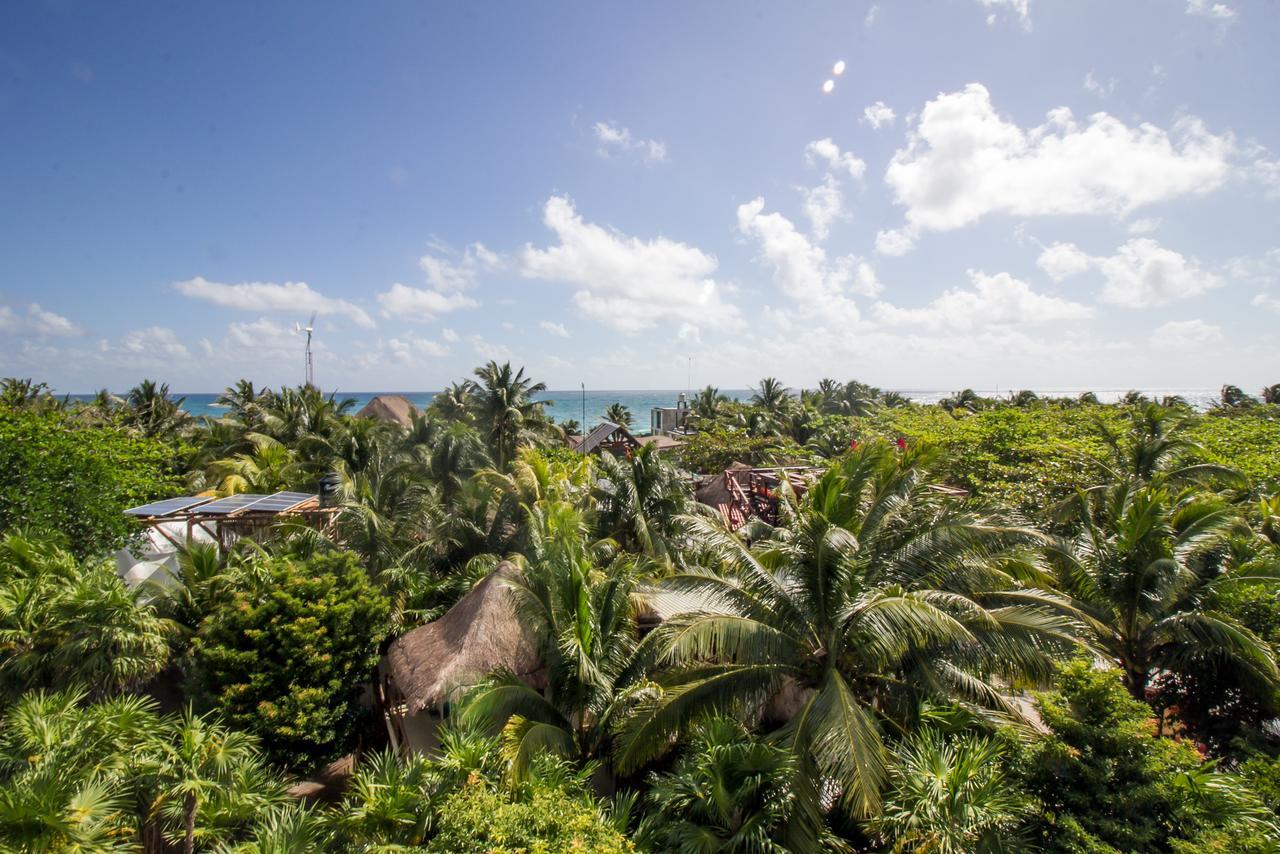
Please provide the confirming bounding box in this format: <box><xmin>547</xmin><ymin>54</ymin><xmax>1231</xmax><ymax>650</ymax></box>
<box><xmin>124</xmin><ymin>496</ymin><xmax>214</xmax><ymax>517</ymax></box>
<box><xmin>241</xmin><ymin>491</ymin><xmax>315</xmax><ymax>513</ymax></box>
<box><xmin>196</xmin><ymin>494</ymin><xmax>268</xmax><ymax>515</ymax></box>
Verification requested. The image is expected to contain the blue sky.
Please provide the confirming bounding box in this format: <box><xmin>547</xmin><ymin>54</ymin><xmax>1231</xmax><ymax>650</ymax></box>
<box><xmin>2</xmin><ymin>0</ymin><xmax>1278</xmax><ymax>393</ymax></box>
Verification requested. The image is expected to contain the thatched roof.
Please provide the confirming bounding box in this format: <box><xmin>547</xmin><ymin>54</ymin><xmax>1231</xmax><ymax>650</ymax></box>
<box><xmin>357</xmin><ymin>394</ymin><xmax>417</xmax><ymax>427</ymax></box>
<box><xmin>382</xmin><ymin>563</ymin><xmax>542</xmax><ymax>714</ymax></box>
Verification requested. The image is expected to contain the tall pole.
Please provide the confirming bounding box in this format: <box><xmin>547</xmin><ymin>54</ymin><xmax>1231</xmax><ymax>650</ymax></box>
<box><xmin>581</xmin><ymin>382</ymin><xmax>586</xmax><ymax>430</ymax></box>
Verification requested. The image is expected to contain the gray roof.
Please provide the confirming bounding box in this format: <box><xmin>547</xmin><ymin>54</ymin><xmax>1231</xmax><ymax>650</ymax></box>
<box><xmin>574</xmin><ymin>420</ymin><xmax>638</xmax><ymax>454</ymax></box>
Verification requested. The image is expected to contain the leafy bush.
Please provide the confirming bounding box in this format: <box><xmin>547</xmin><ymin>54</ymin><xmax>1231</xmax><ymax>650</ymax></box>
<box><xmin>0</xmin><ymin>407</ymin><xmax>182</xmax><ymax>557</ymax></box>
<box><xmin>1005</xmin><ymin>660</ymin><xmax>1277</xmax><ymax>852</ymax></box>
<box><xmin>191</xmin><ymin>550</ymin><xmax>390</xmax><ymax>769</ymax></box>
<box><xmin>674</xmin><ymin>426</ymin><xmax>801</xmax><ymax>473</ymax></box>
<box><xmin>427</xmin><ymin>759</ymin><xmax>633</xmax><ymax>853</ymax></box>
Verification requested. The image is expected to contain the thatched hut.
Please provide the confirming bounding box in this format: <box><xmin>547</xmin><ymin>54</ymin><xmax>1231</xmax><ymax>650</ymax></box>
<box><xmin>378</xmin><ymin>563</ymin><xmax>543</xmax><ymax>754</ymax></box>
<box><xmin>357</xmin><ymin>394</ymin><xmax>417</xmax><ymax>428</ymax></box>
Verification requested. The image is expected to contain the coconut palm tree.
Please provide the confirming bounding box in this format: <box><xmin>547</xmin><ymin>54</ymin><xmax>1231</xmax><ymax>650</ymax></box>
<box><xmin>559</xmin><ymin>418</ymin><xmax>581</xmax><ymax>437</ymax></box>
<box><xmin>1086</xmin><ymin>403</ymin><xmax>1241</xmax><ymax>489</ymax></box>
<box><xmin>880</xmin><ymin>390</ymin><xmax>910</xmax><ymax>409</ymax></box>
<box><xmin>594</xmin><ymin>443</ymin><xmax>690</xmax><ymax>564</ymax></box>
<box><xmin>468</xmin><ymin>362</ymin><xmax>550</xmax><ymax>471</ymax></box>
<box><xmin>460</xmin><ymin>502</ymin><xmax>645</xmax><ymax>781</ymax></box>
<box><xmin>636</xmin><ymin>716</ymin><xmax>839</xmax><ymax>852</ymax></box>
<box><xmin>125</xmin><ymin>379</ymin><xmax>189</xmax><ymax>438</ymax></box>
<box><xmin>940</xmin><ymin>388</ymin><xmax>983</xmax><ymax>413</ymax></box>
<box><xmin>1262</xmin><ymin>383</ymin><xmax>1280</xmax><ymax>405</ymax></box>
<box><xmin>870</xmin><ymin>727</ymin><xmax>1029</xmax><ymax>853</ymax></box>
<box><xmin>692</xmin><ymin>385</ymin><xmax>731</xmax><ymax>423</ymax></box>
<box><xmin>1219</xmin><ymin>384</ymin><xmax>1257</xmax><ymax>409</ymax></box>
<box><xmin>428</xmin><ymin>381</ymin><xmax>476</xmax><ymax>422</ymax></box>
<box><xmin>208</xmin><ymin>435</ymin><xmax>302</xmax><ymax>495</ymax></box>
<box><xmin>750</xmin><ymin>378</ymin><xmax>791</xmax><ymax>417</ymax></box>
<box><xmin>604</xmin><ymin>402</ymin><xmax>633</xmax><ymax>427</ymax></box>
<box><xmin>617</xmin><ymin>442</ymin><xmax>1079</xmax><ymax>821</ymax></box>
<box><xmin>1048</xmin><ymin>482</ymin><xmax>1278</xmax><ymax>701</ymax></box>
<box><xmin>0</xmin><ymin>377</ymin><xmax>55</xmax><ymax>409</ymax></box>
<box><xmin>216</xmin><ymin>380</ymin><xmax>270</xmax><ymax>428</ymax></box>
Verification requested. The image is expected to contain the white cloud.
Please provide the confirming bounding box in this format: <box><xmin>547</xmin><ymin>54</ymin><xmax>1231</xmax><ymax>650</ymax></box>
<box><xmin>677</xmin><ymin>322</ymin><xmax>702</xmax><ymax>345</ymax></box>
<box><xmin>1097</xmin><ymin>238</ymin><xmax>1223</xmax><ymax>307</ymax></box>
<box><xmin>1252</xmin><ymin>156</ymin><xmax>1280</xmax><ymax>198</ymax></box>
<box><xmin>874</xmin><ymin>270</ymin><xmax>1092</xmax><ymax>330</ymax></box>
<box><xmin>441</xmin><ymin>327</ymin><xmax>460</xmax><ymax>343</ymax></box>
<box><xmin>174</xmin><ymin>276</ymin><xmax>375</xmax><ymax>328</ymax></box>
<box><xmin>875</xmin><ymin>226</ymin><xmax>918</xmax><ymax>256</ymax></box>
<box><xmin>884</xmin><ymin>84</ymin><xmax>1234</xmax><ymax>240</ymax></box>
<box><xmin>100</xmin><ymin>326</ymin><xmax>191</xmax><ymax>360</ymax></box>
<box><xmin>1083</xmin><ymin>71</ymin><xmax>1116</xmax><ymax>98</ymax></box>
<box><xmin>1150</xmin><ymin>319</ymin><xmax>1221</xmax><ymax>349</ymax></box>
<box><xmin>418</xmin><ymin>242</ymin><xmax>502</xmax><ymax>292</ymax></box>
<box><xmin>376</xmin><ymin>283</ymin><xmax>480</xmax><ymax>321</ymax></box>
<box><xmin>862</xmin><ymin>101</ymin><xmax>896</xmax><ymax>129</ymax></box>
<box><xmin>388</xmin><ymin>333</ymin><xmax>449</xmax><ymax>364</ymax></box>
<box><xmin>520</xmin><ymin>195</ymin><xmax>740</xmax><ymax>332</ymax></box>
<box><xmin>26</xmin><ymin>304</ymin><xmax>81</xmax><ymax>337</ymax></box>
<box><xmin>1128</xmin><ymin>217</ymin><xmax>1162</xmax><ymax>234</ymax></box>
<box><xmin>592</xmin><ymin>121</ymin><xmax>667</xmax><ymax>164</ymax></box>
<box><xmin>1226</xmin><ymin>248</ymin><xmax>1280</xmax><ymax>286</ymax></box>
<box><xmin>1251</xmin><ymin>294</ymin><xmax>1280</xmax><ymax>314</ymax></box>
<box><xmin>226</xmin><ymin>317</ymin><xmax>294</xmax><ymax>349</ymax></box>
<box><xmin>864</xmin><ymin>4</ymin><xmax>880</xmax><ymax>26</ymax></box>
<box><xmin>978</xmin><ymin>0</ymin><xmax>1031</xmax><ymax>28</ymax></box>
<box><xmin>540</xmin><ymin>320</ymin><xmax>569</xmax><ymax>338</ymax></box>
<box><xmin>1186</xmin><ymin>0</ymin><xmax>1236</xmax><ymax>20</ymax></box>
<box><xmin>802</xmin><ymin>175</ymin><xmax>845</xmax><ymax>240</ymax></box>
<box><xmin>804</xmin><ymin>138</ymin><xmax>866</xmax><ymax>181</ymax></box>
<box><xmin>1036</xmin><ymin>242</ymin><xmax>1093</xmax><ymax>282</ymax></box>
<box><xmin>0</xmin><ymin>307</ymin><xmax>16</xmax><ymax>332</ymax></box>
<box><xmin>736</xmin><ymin>198</ymin><xmax>878</xmax><ymax>326</ymax></box>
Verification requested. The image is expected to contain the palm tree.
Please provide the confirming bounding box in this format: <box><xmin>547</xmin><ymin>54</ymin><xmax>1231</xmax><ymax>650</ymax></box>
<box><xmin>594</xmin><ymin>443</ymin><xmax>691</xmax><ymax>564</ymax></box>
<box><xmin>1262</xmin><ymin>383</ymin><xmax>1280</xmax><ymax>405</ymax></box>
<box><xmin>692</xmin><ymin>385</ymin><xmax>731</xmax><ymax>423</ymax></box>
<box><xmin>750</xmin><ymin>377</ymin><xmax>791</xmax><ymax>417</ymax></box>
<box><xmin>208</xmin><ymin>435</ymin><xmax>301</xmax><ymax>495</ymax></box>
<box><xmin>617</xmin><ymin>442</ymin><xmax>1078</xmax><ymax>821</ymax></box>
<box><xmin>216</xmin><ymin>380</ymin><xmax>270</xmax><ymax>428</ymax></box>
<box><xmin>1078</xmin><ymin>391</ymin><xmax>1100</xmax><ymax>405</ymax></box>
<box><xmin>461</xmin><ymin>502</ymin><xmax>644</xmax><ymax>781</ymax></box>
<box><xmin>1048</xmin><ymin>482</ymin><xmax>1278</xmax><ymax>701</ymax></box>
<box><xmin>940</xmin><ymin>388</ymin><xmax>983</xmax><ymax>413</ymax></box>
<box><xmin>1219</xmin><ymin>384</ymin><xmax>1257</xmax><ymax>409</ymax></box>
<box><xmin>468</xmin><ymin>362</ymin><xmax>551</xmax><ymax>471</ymax></box>
<box><xmin>1009</xmin><ymin>389</ymin><xmax>1039</xmax><ymax>408</ymax></box>
<box><xmin>0</xmin><ymin>688</ymin><xmax>162</xmax><ymax>852</ymax></box>
<box><xmin>0</xmin><ymin>533</ymin><xmax>171</xmax><ymax>699</ymax></box>
<box><xmin>559</xmin><ymin>418</ymin><xmax>581</xmax><ymax>437</ymax></box>
<box><xmin>144</xmin><ymin>708</ymin><xmax>262</xmax><ymax>854</ymax></box>
<box><xmin>880</xmin><ymin>390</ymin><xmax>910</xmax><ymax>409</ymax></box>
<box><xmin>604</xmin><ymin>402</ymin><xmax>633</xmax><ymax>427</ymax></box>
<box><xmin>428</xmin><ymin>381</ymin><xmax>476</xmax><ymax>422</ymax></box>
<box><xmin>1086</xmin><ymin>403</ymin><xmax>1240</xmax><ymax>489</ymax></box>
<box><xmin>636</xmin><ymin>716</ymin><xmax>837</xmax><ymax>852</ymax></box>
<box><xmin>0</xmin><ymin>377</ymin><xmax>54</xmax><ymax>409</ymax></box>
<box><xmin>870</xmin><ymin>728</ymin><xmax>1029</xmax><ymax>853</ymax></box>
<box><xmin>125</xmin><ymin>379</ymin><xmax>189</xmax><ymax>438</ymax></box>
<box><xmin>324</xmin><ymin>749</ymin><xmax>437</xmax><ymax>848</ymax></box>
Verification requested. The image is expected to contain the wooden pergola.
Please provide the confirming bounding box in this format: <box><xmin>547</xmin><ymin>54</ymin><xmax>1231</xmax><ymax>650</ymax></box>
<box><xmin>125</xmin><ymin>491</ymin><xmax>340</xmax><ymax>554</ymax></box>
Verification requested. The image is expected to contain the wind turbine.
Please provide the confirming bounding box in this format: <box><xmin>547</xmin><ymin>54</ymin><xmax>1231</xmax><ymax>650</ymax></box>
<box><xmin>295</xmin><ymin>311</ymin><xmax>316</xmax><ymax>387</ymax></box>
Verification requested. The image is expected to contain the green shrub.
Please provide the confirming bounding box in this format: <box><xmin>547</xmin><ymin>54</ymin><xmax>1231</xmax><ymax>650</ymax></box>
<box><xmin>427</xmin><ymin>767</ymin><xmax>633</xmax><ymax>853</ymax></box>
<box><xmin>0</xmin><ymin>407</ymin><xmax>182</xmax><ymax>557</ymax></box>
<box><xmin>191</xmin><ymin>550</ymin><xmax>390</xmax><ymax>769</ymax></box>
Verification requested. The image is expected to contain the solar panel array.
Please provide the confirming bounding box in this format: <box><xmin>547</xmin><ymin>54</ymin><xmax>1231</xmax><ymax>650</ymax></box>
<box><xmin>126</xmin><ymin>491</ymin><xmax>320</xmax><ymax>519</ymax></box>
<box><xmin>243</xmin><ymin>491</ymin><xmax>314</xmax><ymax>513</ymax></box>
<box><xmin>124</xmin><ymin>496</ymin><xmax>214</xmax><ymax>517</ymax></box>
<box><xmin>197</xmin><ymin>494</ymin><xmax>268</xmax><ymax>515</ymax></box>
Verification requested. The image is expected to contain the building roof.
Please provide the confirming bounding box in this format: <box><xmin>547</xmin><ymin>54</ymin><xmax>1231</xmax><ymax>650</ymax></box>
<box><xmin>357</xmin><ymin>394</ymin><xmax>417</xmax><ymax>427</ymax></box>
<box><xmin>381</xmin><ymin>563</ymin><xmax>543</xmax><ymax>713</ymax></box>
<box><xmin>636</xmin><ymin>434</ymin><xmax>683</xmax><ymax>451</ymax></box>
<box><xmin>572</xmin><ymin>420</ymin><xmax>640</xmax><ymax>454</ymax></box>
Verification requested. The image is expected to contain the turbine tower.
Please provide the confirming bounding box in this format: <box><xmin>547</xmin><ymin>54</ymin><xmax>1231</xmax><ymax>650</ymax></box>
<box><xmin>295</xmin><ymin>311</ymin><xmax>316</xmax><ymax>387</ymax></box>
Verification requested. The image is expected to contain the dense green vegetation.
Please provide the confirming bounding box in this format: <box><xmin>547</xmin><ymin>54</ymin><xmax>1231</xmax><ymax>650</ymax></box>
<box><xmin>1</xmin><ymin>371</ymin><xmax>1279</xmax><ymax>850</ymax></box>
